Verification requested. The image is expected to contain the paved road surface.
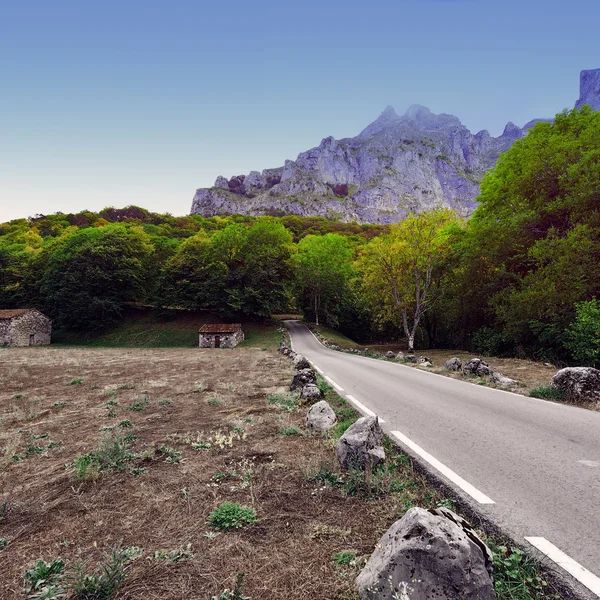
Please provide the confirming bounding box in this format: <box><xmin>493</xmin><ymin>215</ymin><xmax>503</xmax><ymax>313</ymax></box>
<box><xmin>286</xmin><ymin>320</ymin><xmax>600</xmax><ymax>598</ymax></box>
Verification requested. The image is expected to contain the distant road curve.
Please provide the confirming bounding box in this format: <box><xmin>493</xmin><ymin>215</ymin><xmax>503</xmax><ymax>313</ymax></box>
<box><xmin>285</xmin><ymin>320</ymin><xmax>600</xmax><ymax>599</ymax></box>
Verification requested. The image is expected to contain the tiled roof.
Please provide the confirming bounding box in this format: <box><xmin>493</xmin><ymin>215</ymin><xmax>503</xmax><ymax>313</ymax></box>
<box><xmin>199</xmin><ymin>323</ymin><xmax>242</xmax><ymax>334</ymax></box>
<box><xmin>0</xmin><ymin>309</ymin><xmax>32</xmax><ymax>319</ymax></box>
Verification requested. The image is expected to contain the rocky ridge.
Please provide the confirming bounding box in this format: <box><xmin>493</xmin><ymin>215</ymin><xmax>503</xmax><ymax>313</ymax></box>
<box><xmin>191</xmin><ymin>70</ymin><xmax>598</xmax><ymax>224</ymax></box>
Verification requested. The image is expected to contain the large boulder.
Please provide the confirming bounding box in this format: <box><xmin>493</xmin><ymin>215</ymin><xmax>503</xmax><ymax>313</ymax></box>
<box><xmin>300</xmin><ymin>383</ymin><xmax>322</xmax><ymax>402</ymax></box>
<box><xmin>386</xmin><ymin>351</ymin><xmax>395</xmax><ymax>359</ymax></box>
<box><xmin>290</xmin><ymin>368</ymin><xmax>317</xmax><ymax>391</ymax></box>
<box><xmin>355</xmin><ymin>507</ymin><xmax>495</xmax><ymax>600</ymax></box>
<box><xmin>305</xmin><ymin>400</ymin><xmax>337</xmax><ymax>431</ymax></box>
<box><xmin>551</xmin><ymin>367</ymin><xmax>600</xmax><ymax>403</ymax></box>
<box><xmin>418</xmin><ymin>356</ymin><xmax>433</xmax><ymax>367</ymax></box>
<box><xmin>403</xmin><ymin>355</ymin><xmax>417</xmax><ymax>363</ymax></box>
<box><xmin>293</xmin><ymin>353</ymin><xmax>310</xmax><ymax>370</ymax></box>
<box><xmin>444</xmin><ymin>357</ymin><xmax>462</xmax><ymax>371</ymax></box>
<box><xmin>490</xmin><ymin>372</ymin><xmax>517</xmax><ymax>388</ymax></box>
<box><xmin>335</xmin><ymin>416</ymin><xmax>385</xmax><ymax>470</ymax></box>
<box><xmin>463</xmin><ymin>358</ymin><xmax>493</xmax><ymax>377</ymax></box>
<box><xmin>396</xmin><ymin>351</ymin><xmax>405</xmax><ymax>361</ymax></box>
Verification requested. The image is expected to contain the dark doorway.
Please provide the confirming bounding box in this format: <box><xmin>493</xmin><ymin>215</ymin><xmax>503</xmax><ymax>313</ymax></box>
<box><xmin>214</xmin><ymin>335</ymin><xmax>221</xmax><ymax>348</ymax></box>
<box><xmin>29</xmin><ymin>334</ymin><xmax>35</xmax><ymax>345</ymax></box>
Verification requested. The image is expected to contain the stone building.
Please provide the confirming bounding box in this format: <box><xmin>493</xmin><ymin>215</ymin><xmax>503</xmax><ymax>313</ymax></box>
<box><xmin>199</xmin><ymin>323</ymin><xmax>244</xmax><ymax>348</ymax></box>
<box><xmin>0</xmin><ymin>309</ymin><xmax>52</xmax><ymax>347</ymax></box>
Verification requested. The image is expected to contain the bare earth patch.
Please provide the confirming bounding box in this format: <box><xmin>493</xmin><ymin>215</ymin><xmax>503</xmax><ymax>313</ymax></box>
<box><xmin>0</xmin><ymin>347</ymin><xmax>445</xmax><ymax>600</ymax></box>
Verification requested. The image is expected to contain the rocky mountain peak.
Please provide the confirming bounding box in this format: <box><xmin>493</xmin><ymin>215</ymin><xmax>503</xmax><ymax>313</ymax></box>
<box><xmin>576</xmin><ymin>69</ymin><xmax>600</xmax><ymax>110</ymax></box>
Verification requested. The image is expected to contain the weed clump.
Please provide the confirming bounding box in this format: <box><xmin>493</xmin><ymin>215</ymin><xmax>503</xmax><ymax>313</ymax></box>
<box><xmin>529</xmin><ymin>385</ymin><xmax>565</xmax><ymax>401</ymax></box>
<box><xmin>208</xmin><ymin>502</ymin><xmax>257</xmax><ymax>530</ymax></box>
<box><xmin>212</xmin><ymin>572</ymin><xmax>250</xmax><ymax>600</ymax></box>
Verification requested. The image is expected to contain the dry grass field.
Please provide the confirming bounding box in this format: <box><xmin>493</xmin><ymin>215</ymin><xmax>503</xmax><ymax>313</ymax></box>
<box><xmin>0</xmin><ymin>346</ymin><xmax>456</xmax><ymax>600</ymax></box>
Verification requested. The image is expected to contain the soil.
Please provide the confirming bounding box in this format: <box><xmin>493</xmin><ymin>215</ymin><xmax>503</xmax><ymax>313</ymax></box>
<box><xmin>0</xmin><ymin>346</ymin><xmax>444</xmax><ymax>600</ymax></box>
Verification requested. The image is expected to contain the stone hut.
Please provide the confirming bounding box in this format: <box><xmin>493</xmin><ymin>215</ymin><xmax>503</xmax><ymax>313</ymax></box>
<box><xmin>199</xmin><ymin>323</ymin><xmax>244</xmax><ymax>348</ymax></box>
<box><xmin>0</xmin><ymin>309</ymin><xmax>52</xmax><ymax>347</ymax></box>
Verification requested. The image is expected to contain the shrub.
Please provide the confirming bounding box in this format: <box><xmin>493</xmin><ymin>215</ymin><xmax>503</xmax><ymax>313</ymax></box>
<box><xmin>529</xmin><ymin>385</ymin><xmax>566</xmax><ymax>401</ymax></box>
<box><xmin>208</xmin><ymin>502</ymin><xmax>257</xmax><ymax>530</ymax></box>
<box><xmin>565</xmin><ymin>299</ymin><xmax>600</xmax><ymax>368</ymax></box>
<box><xmin>471</xmin><ymin>327</ymin><xmax>507</xmax><ymax>356</ymax></box>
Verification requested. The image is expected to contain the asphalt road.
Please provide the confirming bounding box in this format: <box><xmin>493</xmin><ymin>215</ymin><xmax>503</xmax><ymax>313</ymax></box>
<box><xmin>285</xmin><ymin>320</ymin><xmax>600</xmax><ymax>598</ymax></box>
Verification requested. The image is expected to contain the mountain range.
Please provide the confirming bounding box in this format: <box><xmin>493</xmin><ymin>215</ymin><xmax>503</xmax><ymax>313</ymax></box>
<box><xmin>191</xmin><ymin>69</ymin><xmax>600</xmax><ymax>224</ymax></box>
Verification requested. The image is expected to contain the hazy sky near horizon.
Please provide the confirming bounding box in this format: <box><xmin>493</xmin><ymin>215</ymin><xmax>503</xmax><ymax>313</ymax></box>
<box><xmin>1</xmin><ymin>0</ymin><xmax>598</xmax><ymax>222</ymax></box>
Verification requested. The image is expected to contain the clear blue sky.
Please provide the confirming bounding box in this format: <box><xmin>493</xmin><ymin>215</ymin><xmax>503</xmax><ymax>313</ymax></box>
<box><xmin>1</xmin><ymin>0</ymin><xmax>598</xmax><ymax>222</ymax></box>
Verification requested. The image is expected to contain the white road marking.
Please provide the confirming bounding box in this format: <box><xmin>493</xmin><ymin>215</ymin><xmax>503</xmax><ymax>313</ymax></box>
<box><xmin>525</xmin><ymin>537</ymin><xmax>600</xmax><ymax>597</ymax></box>
<box><xmin>390</xmin><ymin>430</ymin><xmax>495</xmax><ymax>505</ymax></box>
<box><xmin>324</xmin><ymin>376</ymin><xmax>343</xmax><ymax>392</ymax></box>
<box><xmin>345</xmin><ymin>394</ymin><xmax>385</xmax><ymax>423</ymax></box>
<box><xmin>578</xmin><ymin>459</ymin><xmax>599</xmax><ymax>468</ymax></box>
<box><xmin>312</xmin><ymin>364</ymin><xmax>324</xmax><ymax>374</ymax></box>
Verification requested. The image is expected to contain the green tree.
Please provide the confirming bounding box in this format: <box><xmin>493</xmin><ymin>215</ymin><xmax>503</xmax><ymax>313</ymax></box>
<box><xmin>356</xmin><ymin>209</ymin><xmax>458</xmax><ymax>352</ymax></box>
<box><xmin>41</xmin><ymin>225</ymin><xmax>154</xmax><ymax>330</ymax></box>
<box><xmin>565</xmin><ymin>299</ymin><xmax>600</xmax><ymax>367</ymax></box>
<box><xmin>294</xmin><ymin>233</ymin><xmax>355</xmax><ymax>326</ymax></box>
<box><xmin>455</xmin><ymin>106</ymin><xmax>600</xmax><ymax>357</ymax></box>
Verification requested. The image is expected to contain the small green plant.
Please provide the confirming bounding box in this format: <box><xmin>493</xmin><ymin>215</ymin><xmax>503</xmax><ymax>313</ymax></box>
<box><xmin>204</xmin><ymin>531</ymin><xmax>221</xmax><ymax>540</ymax></box>
<box><xmin>68</xmin><ymin>378</ymin><xmax>84</xmax><ymax>385</ymax></box>
<box><xmin>52</xmin><ymin>401</ymin><xmax>68</xmax><ymax>407</ymax></box>
<box><xmin>117</xmin><ymin>383</ymin><xmax>135</xmax><ymax>390</ymax></box>
<box><xmin>147</xmin><ymin>543</ymin><xmax>193</xmax><ymax>563</ymax></box>
<box><xmin>0</xmin><ymin>537</ymin><xmax>8</xmax><ymax>549</ymax></box>
<box><xmin>118</xmin><ymin>420</ymin><xmax>132</xmax><ymax>428</ymax></box>
<box><xmin>158</xmin><ymin>399</ymin><xmax>172</xmax><ymax>407</ymax></box>
<box><xmin>279</xmin><ymin>427</ymin><xmax>301</xmax><ymax>436</ymax></box>
<box><xmin>332</xmin><ymin>550</ymin><xmax>357</xmax><ymax>566</ymax></box>
<box><xmin>71</xmin><ymin>545</ymin><xmax>141</xmax><ymax>600</ymax></box>
<box><xmin>127</xmin><ymin>396</ymin><xmax>150</xmax><ymax>411</ymax></box>
<box><xmin>191</xmin><ymin>441</ymin><xmax>211</xmax><ymax>450</ymax></box>
<box><xmin>208</xmin><ymin>397</ymin><xmax>224</xmax><ymax>407</ymax></box>
<box><xmin>158</xmin><ymin>446</ymin><xmax>181</xmax><ymax>464</ymax></box>
<box><xmin>0</xmin><ymin>498</ymin><xmax>10</xmax><ymax>520</ymax></box>
<box><xmin>69</xmin><ymin>453</ymin><xmax>101</xmax><ymax>482</ymax></box>
<box><xmin>529</xmin><ymin>385</ymin><xmax>565</xmax><ymax>401</ymax></box>
<box><xmin>316</xmin><ymin>374</ymin><xmax>332</xmax><ymax>395</ymax></box>
<box><xmin>267</xmin><ymin>392</ymin><xmax>298</xmax><ymax>411</ymax></box>
<box><xmin>48</xmin><ymin>440</ymin><xmax>62</xmax><ymax>449</ymax></box>
<box><xmin>306</xmin><ymin>464</ymin><xmax>343</xmax><ymax>487</ymax></box>
<box><xmin>489</xmin><ymin>541</ymin><xmax>560</xmax><ymax>600</ymax></box>
<box><xmin>23</xmin><ymin>559</ymin><xmax>66</xmax><ymax>599</ymax></box>
<box><xmin>12</xmin><ymin>393</ymin><xmax>24</xmax><ymax>399</ymax></box>
<box><xmin>193</xmin><ymin>383</ymin><xmax>205</xmax><ymax>393</ymax></box>
<box><xmin>104</xmin><ymin>390</ymin><xmax>117</xmax><ymax>398</ymax></box>
<box><xmin>131</xmin><ymin>467</ymin><xmax>148</xmax><ymax>476</ymax></box>
<box><xmin>208</xmin><ymin>502</ymin><xmax>257</xmax><ymax>530</ymax></box>
<box><xmin>105</xmin><ymin>400</ymin><xmax>118</xmax><ymax>408</ymax></box>
<box><xmin>212</xmin><ymin>572</ymin><xmax>250</xmax><ymax>600</ymax></box>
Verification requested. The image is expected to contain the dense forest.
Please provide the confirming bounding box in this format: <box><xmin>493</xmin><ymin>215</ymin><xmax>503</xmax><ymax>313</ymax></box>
<box><xmin>1</xmin><ymin>108</ymin><xmax>599</xmax><ymax>366</ymax></box>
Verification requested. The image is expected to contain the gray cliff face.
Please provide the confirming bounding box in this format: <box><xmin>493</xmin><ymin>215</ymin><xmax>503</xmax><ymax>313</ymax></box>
<box><xmin>191</xmin><ymin>71</ymin><xmax>597</xmax><ymax>224</ymax></box>
<box><xmin>576</xmin><ymin>69</ymin><xmax>600</xmax><ymax>110</ymax></box>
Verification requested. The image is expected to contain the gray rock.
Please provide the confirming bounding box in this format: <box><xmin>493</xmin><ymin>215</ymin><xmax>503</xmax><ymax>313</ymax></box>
<box><xmin>396</xmin><ymin>351</ymin><xmax>405</xmax><ymax>361</ymax></box>
<box><xmin>300</xmin><ymin>383</ymin><xmax>322</xmax><ymax>402</ymax></box>
<box><xmin>305</xmin><ymin>400</ymin><xmax>337</xmax><ymax>431</ymax></box>
<box><xmin>293</xmin><ymin>353</ymin><xmax>310</xmax><ymax>370</ymax></box>
<box><xmin>355</xmin><ymin>507</ymin><xmax>495</xmax><ymax>600</ymax></box>
<box><xmin>575</xmin><ymin>69</ymin><xmax>600</xmax><ymax>111</ymax></box>
<box><xmin>385</xmin><ymin>351</ymin><xmax>395</xmax><ymax>359</ymax></box>
<box><xmin>418</xmin><ymin>356</ymin><xmax>432</xmax><ymax>365</ymax></box>
<box><xmin>490</xmin><ymin>372</ymin><xmax>517</xmax><ymax>388</ymax></box>
<box><xmin>463</xmin><ymin>358</ymin><xmax>493</xmax><ymax>377</ymax></box>
<box><xmin>214</xmin><ymin>175</ymin><xmax>229</xmax><ymax>189</ymax></box>
<box><xmin>444</xmin><ymin>357</ymin><xmax>462</xmax><ymax>371</ymax></box>
<box><xmin>290</xmin><ymin>368</ymin><xmax>317</xmax><ymax>391</ymax></box>
<box><xmin>403</xmin><ymin>354</ymin><xmax>417</xmax><ymax>363</ymax></box>
<box><xmin>552</xmin><ymin>367</ymin><xmax>600</xmax><ymax>403</ymax></box>
<box><xmin>335</xmin><ymin>416</ymin><xmax>385</xmax><ymax>471</ymax></box>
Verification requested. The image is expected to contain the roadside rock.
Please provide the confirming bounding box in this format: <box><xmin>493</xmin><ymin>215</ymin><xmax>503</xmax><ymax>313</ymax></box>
<box><xmin>290</xmin><ymin>368</ymin><xmax>317</xmax><ymax>391</ymax></box>
<box><xmin>444</xmin><ymin>357</ymin><xmax>462</xmax><ymax>371</ymax></box>
<box><xmin>293</xmin><ymin>353</ymin><xmax>310</xmax><ymax>370</ymax></box>
<box><xmin>335</xmin><ymin>416</ymin><xmax>385</xmax><ymax>470</ymax></box>
<box><xmin>355</xmin><ymin>507</ymin><xmax>495</xmax><ymax>600</ymax></box>
<box><xmin>386</xmin><ymin>351</ymin><xmax>395</xmax><ymax>359</ymax></box>
<box><xmin>396</xmin><ymin>351</ymin><xmax>405</xmax><ymax>361</ymax></box>
<box><xmin>418</xmin><ymin>356</ymin><xmax>433</xmax><ymax>367</ymax></box>
<box><xmin>551</xmin><ymin>367</ymin><xmax>600</xmax><ymax>403</ymax></box>
<box><xmin>403</xmin><ymin>355</ymin><xmax>417</xmax><ymax>363</ymax></box>
<box><xmin>463</xmin><ymin>358</ymin><xmax>493</xmax><ymax>377</ymax></box>
<box><xmin>490</xmin><ymin>372</ymin><xmax>517</xmax><ymax>388</ymax></box>
<box><xmin>300</xmin><ymin>383</ymin><xmax>322</xmax><ymax>402</ymax></box>
<box><xmin>306</xmin><ymin>400</ymin><xmax>337</xmax><ymax>431</ymax></box>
